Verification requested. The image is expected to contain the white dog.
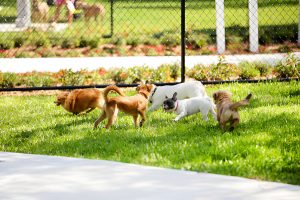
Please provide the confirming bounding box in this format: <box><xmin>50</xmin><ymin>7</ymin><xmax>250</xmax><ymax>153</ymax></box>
<box><xmin>148</xmin><ymin>81</ymin><xmax>207</xmax><ymax>111</ymax></box>
<box><xmin>163</xmin><ymin>92</ymin><xmax>217</xmax><ymax>122</ymax></box>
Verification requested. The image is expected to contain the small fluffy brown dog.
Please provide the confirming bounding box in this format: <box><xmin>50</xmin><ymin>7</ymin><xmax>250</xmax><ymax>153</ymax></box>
<box><xmin>213</xmin><ymin>90</ymin><xmax>252</xmax><ymax>131</ymax></box>
<box><xmin>76</xmin><ymin>1</ymin><xmax>105</xmax><ymax>21</ymax></box>
<box><xmin>55</xmin><ymin>88</ymin><xmax>105</xmax><ymax>115</ymax></box>
<box><xmin>94</xmin><ymin>84</ymin><xmax>152</xmax><ymax>129</ymax></box>
<box><xmin>32</xmin><ymin>0</ymin><xmax>49</xmax><ymax>22</ymax></box>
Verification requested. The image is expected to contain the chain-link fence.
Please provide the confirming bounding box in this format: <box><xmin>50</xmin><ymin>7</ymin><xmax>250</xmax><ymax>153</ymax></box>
<box><xmin>0</xmin><ymin>0</ymin><xmax>299</xmax><ymax>89</ymax></box>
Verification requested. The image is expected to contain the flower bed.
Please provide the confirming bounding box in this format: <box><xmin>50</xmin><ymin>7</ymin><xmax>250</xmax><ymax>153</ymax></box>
<box><xmin>0</xmin><ymin>53</ymin><xmax>299</xmax><ymax>89</ymax></box>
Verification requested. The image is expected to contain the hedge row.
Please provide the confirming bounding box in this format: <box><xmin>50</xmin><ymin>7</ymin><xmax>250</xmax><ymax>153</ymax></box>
<box><xmin>0</xmin><ymin>53</ymin><xmax>299</xmax><ymax>88</ymax></box>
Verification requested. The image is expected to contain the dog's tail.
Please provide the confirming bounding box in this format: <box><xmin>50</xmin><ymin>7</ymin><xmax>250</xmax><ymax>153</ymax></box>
<box><xmin>230</xmin><ymin>93</ymin><xmax>252</xmax><ymax>111</ymax></box>
<box><xmin>103</xmin><ymin>85</ymin><xmax>125</xmax><ymax>103</ymax></box>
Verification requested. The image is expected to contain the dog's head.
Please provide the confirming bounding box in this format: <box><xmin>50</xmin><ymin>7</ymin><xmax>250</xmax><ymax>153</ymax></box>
<box><xmin>213</xmin><ymin>90</ymin><xmax>232</xmax><ymax>104</ymax></box>
<box><xmin>136</xmin><ymin>83</ymin><xmax>155</xmax><ymax>99</ymax></box>
<box><xmin>54</xmin><ymin>91</ymin><xmax>69</xmax><ymax>106</ymax></box>
<box><xmin>163</xmin><ymin>92</ymin><xmax>177</xmax><ymax>112</ymax></box>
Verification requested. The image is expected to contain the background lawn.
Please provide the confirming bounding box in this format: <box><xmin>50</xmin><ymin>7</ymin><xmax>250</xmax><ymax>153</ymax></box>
<box><xmin>0</xmin><ymin>81</ymin><xmax>299</xmax><ymax>185</ymax></box>
<box><xmin>0</xmin><ymin>0</ymin><xmax>297</xmax><ymax>49</ymax></box>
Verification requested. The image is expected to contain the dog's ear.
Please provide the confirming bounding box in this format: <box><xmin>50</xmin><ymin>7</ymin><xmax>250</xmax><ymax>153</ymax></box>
<box><xmin>136</xmin><ymin>85</ymin><xmax>140</xmax><ymax>91</ymax></box>
<box><xmin>146</xmin><ymin>84</ymin><xmax>152</xmax><ymax>92</ymax></box>
<box><xmin>213</xmin><ymin>92</ymin><xmax>218</xmax><ymax>100</ymax></box>
<box><xmin>172</xmin><ymin>92</ymin><xmax>177</xmax><ymax>101</ymax></box>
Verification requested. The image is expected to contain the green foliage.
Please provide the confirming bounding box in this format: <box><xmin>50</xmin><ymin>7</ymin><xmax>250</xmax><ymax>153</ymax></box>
<box><xmin>186</xmin><ymin>33</ymin><xmax>209</xmax><ymax>49</ymax></box>
<box><xmin>111</xmin><ymin>35</ymin><xmax>127</xmax><ymax>46</ymax></box>
<box><xmin>14</xmin><ymin>37</ymin><xmax>25</xmax><ymax>48</ymax></box>
<box><xmin>253</xmin><ymin>62</ymin><xmax>272</xmax><ymax>77</ymax></box>
<box><xmin>186</xmin><ymin>64</ymin><xmax>210</xmax><ymax>81</ymax></box>
<box><xmin>20</xmin><ymin>73</ymin><xmax>54</xmax><ymax>87</ymax></box>
<box><xmin>239</xmin><ymin>62</ymin><xmax>260</xmax><ymax>80</ymax></box>
<box><xmin>0</xmin><ymin>40</ymin><xmax>14</xmax><ymax>50</ymax></box>
<box><xmin>275</xmin><ymin>53</ymin><xmax>300</xmax><ymax>78</ymax></box>
<box><xmin>0</xmin><ymin>72</ymin><xmax>17</xmax><ymax>88</ymax></box>
<box><xmin>210</xmin><ymin>56</ymin><xmax>240</xmax><ymax>81</ymax></box>
<box><xmin>160</xmin><ymin>33</ymin><xmax>180</xmax><ymax>47</ymax></box>
<box><xmin>14</xmin><ymin>51</ymin><xmax>41</xmax><ymax>58</ymax></box>
<box><xmin>34</xmin><ymin>33</ymin><xmax>51</xmax><ymax>48</ymax></box>
<box><xmin>110</xmin><ymin>68</ymin><xmax>128</xmax><ymax>84</ymax></box>
<box><xmin>58</xmin><ymin>69</ymin><xmax>85</xmax><ymax>86</ymax></box>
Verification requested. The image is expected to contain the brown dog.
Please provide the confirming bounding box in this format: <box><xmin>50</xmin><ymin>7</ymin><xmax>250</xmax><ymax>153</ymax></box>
<box><xmin>55</xmin><ymin>88</ymin><xmax>105</xmax><ymax>115</ymax></box>
<box><xmin>213</xmin><ymin>90</ymin><xmax>252</xmax><ymax>131</ymax></box>
<box><xmin>32</xmin><ymin>0</ymin><xmax>49</xmax><ymax>22</ymax></box>
<box><xmin>76</xmin><ymin>1</ymin><xmax>105</xmax><ymax>21</ymax></box>
<box><xmin>94</xmin><ymin>84</ymin><xmax>152</xmax><ymax>129</ymax></box>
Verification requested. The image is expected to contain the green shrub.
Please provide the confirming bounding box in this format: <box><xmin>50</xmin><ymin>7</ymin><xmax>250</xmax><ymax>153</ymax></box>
<box><xmin>35</xmin><ymin>35</ymin><xmax>51</xmax><ymax>48</ymax></box>
<box><xmin>145</xmin><ymin>48</ymin><xmax>158</xmax><ymax>56</ymax></box>
<box><xmin>150</xmin><ymin>64</ymin><xmax>176</xmax><ymax>82</ymax></box>
<box><xmin>78</xmin><ymin>37</ymin><xmax>89</xmax><ymax>48</ymax></box>
<box><xmin>61</xmin><ymin>38</ymin><xmax>73</xmax><ymax>49</ymax></box>
<box><xmin>110</xmin><ymin>68</ymin><xmax>128</xmax><ymax>83</ymax></box>
<box><xmin>0</xmin><ymin>72</ymin><xmax>18</xmax><ymax>88</ymax></box>
<box><xmin>143</xmin><ymin>38</ymin><xmax>160</xmax><ymax>46</ymax></box>
<box><xmin>21</xmin><ymin>73</ymin><xmax>54</xmax><ymax>87</ymax></box>
<box><xmin>275</xmin><ymin>53</ymin><xmax>300</xmax><ymax>78</ymax></box>
<box><xmin>15</xmin><ymin>51</ymin><xmax>41</xmax><ymax>58</ymax></box>
<box><xmin>160</xmin><ymin>33</ymin><xmax>180</xmax><ymax>47</ymax></box>
<box><xmin>186</xmin><ymin>64</ymin><xmax>210</xmax><ymax>81</ymax></box>
<box><xmin>126</xmin><ymin>66</ymin><xmax>147</xmax><ymax>84</ymax></box>
<box><xmin>14</xmin><ymin>37</ymin><xmax>25</xmax><ymax>48</ymax></box>
<box><xmin>88</xmin><ymin>38</ymin><xmax>100</xmax><ymax>48</ymax></box>
<box><xmin>0</xmin><ymin>40</ymin><xmax>14</xmax><ymax>50</ymax></box>
<box><xmin>40</xmin><ymin>49</ymin><xmax>57</xmax><ymax>58</ymax></box>
<box><xmin>111</xmin><ymin>35</ymin><xmax>126</xmax><ymax>46</ymax></box>
<box><xmin>186</xmin><ymin>33</ymin><xmax>209</xmax><ymax>49</ymax></box>
<box><xmin>127</xmin><ymin>37</ymin><xmax>141</xmax><ymax>47</ymax></box>
<box><xmin>239</xmin><ymin>62</ymin><xmax>260</xmax><ymax>80</ymax></box>
<box><xmin>210</xmin><ymin>56</ymin><xmax>240</xmax><ymax>80</ymax></box>
<box><xmin>58</xmin><ymin>69</ymin><xmax>85</xmax><ymax>86</ymax></box>
<box><xmin>253</xmin><ymin>62</ymin><xmax>272</xmax><ymax>77</ymax></box>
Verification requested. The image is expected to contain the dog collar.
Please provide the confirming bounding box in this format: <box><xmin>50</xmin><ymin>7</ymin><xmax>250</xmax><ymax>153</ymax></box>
<box><xmin>149</xmin><ymin>87</ymin><xmax>157</xmax><ymax>103</ymax></box>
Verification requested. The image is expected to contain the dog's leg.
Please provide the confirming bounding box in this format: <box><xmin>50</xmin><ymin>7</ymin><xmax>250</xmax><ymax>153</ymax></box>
<box><xmin>85</xmin><ymin>107</ymin><xmax>95</xmax><ymax>114</ymax></box>
<box><xmin>229</xmin><ymin>118</ymin><xmax>239</xmax><ymax>131</ymax></box>
<box><xmin>139</xmin><ymin>111</ymin><xmax>146</xmax><ymax>127</ymax></box>
<box><xmin>174</xmin><ymin>112</ymin><xmax>186</xmax><ymax>122</ymax></box>
<box><xmin>105</xmin><ymin>105</ymin><xmax>118</xmax><ymax>129</ymax></box>
<box><xmin>220</xmin><ymin>121</ymin><xmax>227</xmax><ymax>131</ymax></box>
<box><xmin>210</xmin><ymin>108</ymin><xmax>218</xmax><ymax>121</ymax></box>
<box><xmin>133</xmin><ymin>115</ymin><xmax>138</xmax><ymax>128</ymax></box>
<box><xmin>94</xmin><ymin>111</ymin><xmax>106</xmax><ymax>129</ymax></box>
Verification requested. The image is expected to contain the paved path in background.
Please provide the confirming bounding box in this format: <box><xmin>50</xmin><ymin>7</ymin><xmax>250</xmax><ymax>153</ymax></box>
<box><xmin>0</xmin><ymin>152</ymin><xmax>299</xmax><ymax>200</ymax></box>
<box><xmin>1</xmin><ymin>52</ymin><xmax>300</xmax><ymax>73</ymax></box>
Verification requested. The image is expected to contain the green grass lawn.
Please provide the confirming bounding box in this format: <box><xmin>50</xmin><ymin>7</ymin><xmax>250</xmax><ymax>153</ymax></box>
<box><xmin>0</xmin><ymin>0</ymin><xmax>297</xmax><ymax>37</ymax></box>
<box><xmin>0</xmin><ymin>81</ymin><xmax>299</xmax><ymax>185</ymax></box>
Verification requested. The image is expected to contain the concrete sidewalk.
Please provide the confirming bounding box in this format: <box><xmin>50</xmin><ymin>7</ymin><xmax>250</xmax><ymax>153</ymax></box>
<box><xmin>0</xmin><ymin>152</ymin><xmax>299</xmax><ymax>200</ymax></box>
<box><xmin>1</xmin><ymin>53</ymin><xmax>300</xmax><ymax>73</ymax></box>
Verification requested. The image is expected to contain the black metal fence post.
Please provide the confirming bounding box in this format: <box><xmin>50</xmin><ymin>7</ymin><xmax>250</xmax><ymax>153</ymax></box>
<box><xmin>181</xmin><ymin>0</ymin><xmax>186</xmax><ymax>83</ymax></box>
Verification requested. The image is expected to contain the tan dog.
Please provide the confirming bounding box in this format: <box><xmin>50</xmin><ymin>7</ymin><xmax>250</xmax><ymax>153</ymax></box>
<box><xmin>213</xmin><ymin>90</ymin><xmax>252</xmax><ymax>131</ymax></box>
<box><xmin>55</xmin><ymin>88</ymin><xmax>105</xmax><ymax>115</ymax></box>
<box><xmin>76</xmin><ymin>1</ymin><xmax>105</xmax><ymax>21</ymax></box>
<box><xmin>94</xmin><ymin>84</ymin><xmax>152</xmax><ymax>129</ymax></box>
<box><xmin>32</xmin><ymin>0</ymin><xmax>49</xmax><ymax>22</ymax></box>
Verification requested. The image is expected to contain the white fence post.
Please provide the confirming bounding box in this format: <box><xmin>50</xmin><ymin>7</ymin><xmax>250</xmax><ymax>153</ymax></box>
<box><xmin>15</xmin><ymin>0</ymin><xmax>31</xmax><ymax>28</ymax></box>
<box><xmin>298</xmin><ymin>0</ymin><xmax>300</xmax><ymax>44</ymax></box>
<box><xmin>215</xmin><ymin>0</ymin><xmax>225</xmax><ymax>54</ymax></box>
<box><xmin>249</xmin><ymin>0</ymin><xmax>259</xmax><ymax>53</ymax></box>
